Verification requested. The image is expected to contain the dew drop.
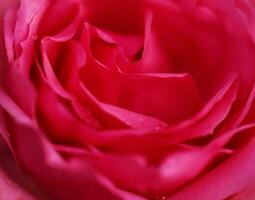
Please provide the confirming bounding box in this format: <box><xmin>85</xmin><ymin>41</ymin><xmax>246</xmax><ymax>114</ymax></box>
<box><xmin>153</xmin><ymin>195</ymin><xmax>167</xmax><ymax>200</ymax></box>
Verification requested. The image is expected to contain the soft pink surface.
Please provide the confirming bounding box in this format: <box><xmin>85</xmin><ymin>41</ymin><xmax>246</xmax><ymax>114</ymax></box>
<box><xmin>1</xmin><ymin>0</ymin><xmax>255</xmax><ymax>199</ymax></box>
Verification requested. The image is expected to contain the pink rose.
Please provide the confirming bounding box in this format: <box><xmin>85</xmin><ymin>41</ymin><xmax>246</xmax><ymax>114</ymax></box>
<box><xmin>1</xmin><ymin>0</ymin><xmax>255</xmax><ymax>199</ymax></box>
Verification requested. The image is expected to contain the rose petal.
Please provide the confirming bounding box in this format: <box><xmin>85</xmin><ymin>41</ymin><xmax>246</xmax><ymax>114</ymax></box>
<box><xmin>236</xmin><ymin>0</ymin><xmax>255</xmax><ymax>43</ymax></box>
<box><xmin>117</xmin><ymin>73</ymin><xmax>202</xmax><ymax>124</ymax></box>
<box><xmin>169</xmin><ymin>135</ymin><xmax>255</xmax><ymax>200</ymax></box>
<box><xmin>37</xmin><ymin>0</ymin><xmax>82</xmax><ymax>39</ymax></box>
<box><xmin>230</xmin><ymin>184</ymin><xmax>255</xmax><ymax>200</ymax></box>
<box><xmin>84</xmin><ymin>0</ymin><xmax>145</xmax><ymax>34</ymax></box>
<box><xmin>3</xmin><ymin>8</ymin><xmax>16</xmax><ymax>64</ymax></box>
<box><xmin>101</xmin><ymin>103</ymin><xmax>168</xmax><ymax>129</ymax></box>
<box><xmin>0</xmin><ymin>137</ymin><xmax>47</xmax><ymax>200</ymax></box>
<box><xmin>0</xmin><ymin>90</ymin><xmax>144</xmax><ymax>200</ymax></box>
<box><xmin>118</xmin><ymin>10</ymin><xmax>173</xmax><ymax>73</ymax></box>
<box><xmin>164</xmin><ymin>76</ymin><xmax>238</xmax><ymax>141</ymax></box>
<box><xmin>12</xmin><ymin>0</ymin><xmax>48</xmax><ymax>73</ymax></box>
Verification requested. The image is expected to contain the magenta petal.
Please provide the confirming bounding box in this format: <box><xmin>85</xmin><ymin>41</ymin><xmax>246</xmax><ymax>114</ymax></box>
<box><xmin>14</xmin><ymin>0</ymin><xmax>48</xmax><ymax>44</ymax></box>
<box><xmin>3</xmin><ymin>66</ymin><xmax>37</xmax><ymax>118</ymax></box>
<box><xmin>169</xmin><ymin>137</ymin><xmax>255</xmax><ymax>200</ymax></box>
<box><xmin>119</xmin><ymin>10</ymin><xmax>173</xmax><ymax>73</ymax></box>
<box><xmin>101</xmin><ymin>103</ymin><xmax>168</xmax><ymax>129</ymax></box>
<box><xmin>12</xmin><ymin>0</ymin><xmax>48</xmax><ymax>74</ymax></box>
<box><xmin>2</xmin><ymin>1</ymin><xmax>255</xmax><ymax>199</ymax></box>
<box><xmin>0</xmin><ymin>138</ymin><xmax>47</xmax><ymax>200</ymax></box>
<box><xmin>165</xmin><ymin>76</ymin><xmax>238</xmax><ymax>141</ymax></box>
<box><xmin>84</xmin><ymin>0</ymin><xmax>145</xmax><ymax>34</ymax></box>
<box><xmin>96</xmin><ymin>28</ymin><xmax>144</xmax><ymax>60</ymax></box>
<box><xmin>230</xmin><ymin>184</ymin><xmax>255</xmax><ymax>200</ymax></box>
<box><xmin>236</xmin><ymin>0</ymin><xmax>255</xmax><ymax>43</ymax></box>
<box><xmin>118</xmin><ymin>73</ymin><xmax>202</xmax><ymax>124</ymax></box>
<box><xmin>40</xmin><ymin>38</ymin><xmax>86</xmax><ymax>98</ymax></box>
<box><xmin>0</xmin><ymin>90</ymin><xmax>144</xmax><ymax>200</ymax></box>
<box><xmin>37</xmin><ymin>0</ymin><xmax>82</xmax><ymax>39</ymax></box>
<box><xmin>0</xmin><ymin>89</ymin><xmax>31</xmax><ymax>126</ymax></box>
<box><xmin>80</xmin><ymin>144</ymin><xmax>214</xmax><ymax>195</ymax></box>
<box><xmin>3</xmin><ymin>8</ymin><xmax>16</xmax><ymax>64</ymax></box>
<box><xmin>86</xmin><ymin>125</ymin><xmax>255</xmax><ymax>196</ymax></box>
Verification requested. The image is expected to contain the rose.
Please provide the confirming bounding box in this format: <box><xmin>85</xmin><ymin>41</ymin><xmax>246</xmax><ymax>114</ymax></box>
<box><xmin>2</xmin><ymin>0</ymin><xmax>255</xmax><ymax>199</ymax></box>
<box><xmin>1</xmin><ymin>0</ymin><xmax>255</xmax><ymax>199</ymax></box>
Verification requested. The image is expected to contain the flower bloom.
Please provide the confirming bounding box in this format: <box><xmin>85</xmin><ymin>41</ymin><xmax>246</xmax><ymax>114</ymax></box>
<box><xmin>1</xmin><ymin>0</ymin><xmax>255</xmax><ymax>199</ymax></box>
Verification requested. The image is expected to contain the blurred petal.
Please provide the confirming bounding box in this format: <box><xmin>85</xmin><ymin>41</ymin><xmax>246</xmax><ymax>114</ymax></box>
<box><xmin>0</xmin><ymin>137</ymin><xmax>48</xmax><ymax>200</ymax></box>
<box><xmin>230</xmin><ymin>184</ymin><xmax>255</xmax><ymax>200</ymax></box>
<box><xmin>169</xmin><ymin>136</ymin><xmax>255</xmax><ymax>200</ymax></box>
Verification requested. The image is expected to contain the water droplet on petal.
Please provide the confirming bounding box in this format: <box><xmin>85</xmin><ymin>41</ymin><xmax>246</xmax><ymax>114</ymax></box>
<box><xmin>153</xmin><ymin>195</ymin><xmax>167</xmax><ymax>200</ymax></box>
